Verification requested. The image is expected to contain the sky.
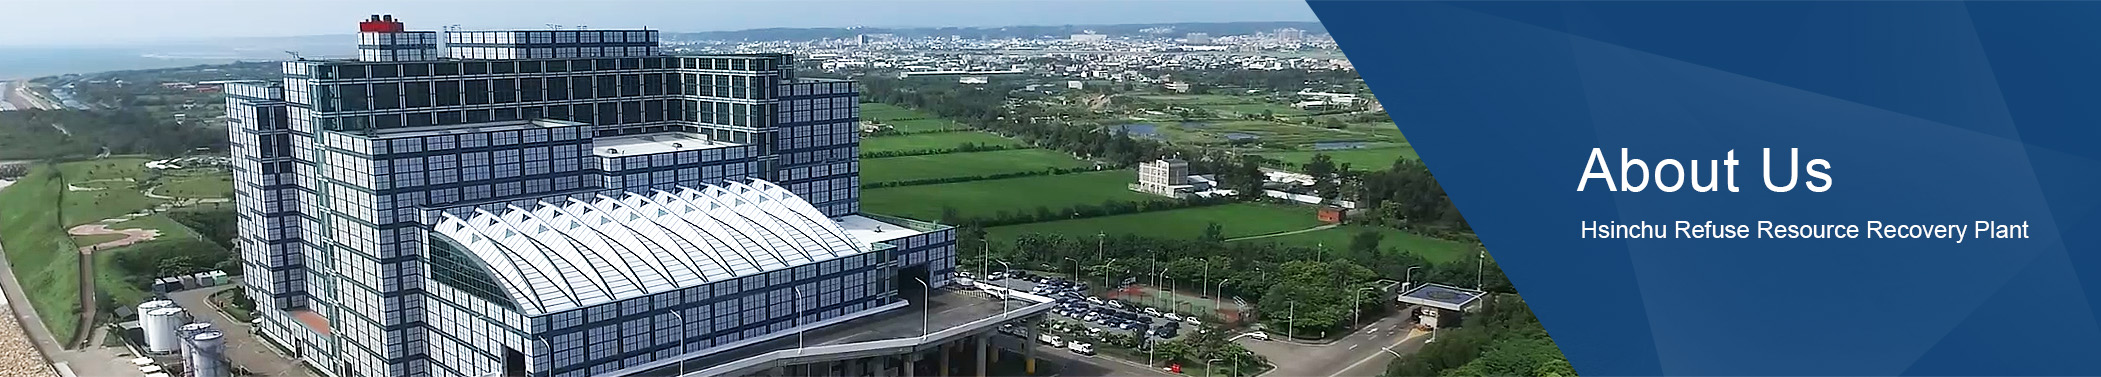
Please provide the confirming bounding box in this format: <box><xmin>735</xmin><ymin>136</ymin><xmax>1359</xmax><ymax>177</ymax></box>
<box><xmin>0</xmin><ymin>0</ymin><xmax>1320</xmax><ymax>46</ymax></box>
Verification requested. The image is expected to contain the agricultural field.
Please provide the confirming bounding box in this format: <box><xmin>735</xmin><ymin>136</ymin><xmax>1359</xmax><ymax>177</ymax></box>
<box><xmin>859</xmin><ymin>131</ymin><xmax>1023</xmax><ymax>155</ymax></box>
<box><xmin>860</xmin><ymin>149</ymin><xmax>1095</xmax><ymax>185</ymax></box>
<box><xmin>985</xmin><ymin>203</ymin><xmax>1329</xmax><ymax>243</ymax></box>
<box><xmin>861</xmin><ymin>170</ymin><xmax>1162</xmax><ymax>221</ymax></box>
<box><xmin>1235</xmin><ymin>224</ymin><xmax>1476</xmax><ymax>263</ymax></box>
<box><xmin>1256</xmin><ymin>145</ymin><xmax>1419</xmax><ymax>170</ymax></box>
<box><xmin>861</xmin><ymin>102</ymin><xmax>965</xmax><ymax>132</ymax></box>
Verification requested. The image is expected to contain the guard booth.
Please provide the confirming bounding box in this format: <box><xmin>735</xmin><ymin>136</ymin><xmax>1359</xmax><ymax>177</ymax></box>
<box><xmin>1395</xmin><ymin>283</ymin><xmax>1484</xmax><ymax>329</ymax></box>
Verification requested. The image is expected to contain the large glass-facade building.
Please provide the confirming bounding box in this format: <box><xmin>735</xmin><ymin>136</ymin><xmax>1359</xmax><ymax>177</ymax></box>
<box><xmin>226</xmin><ymin>15</ymin><xmax>958</xmax><ymax>377</ymax></box>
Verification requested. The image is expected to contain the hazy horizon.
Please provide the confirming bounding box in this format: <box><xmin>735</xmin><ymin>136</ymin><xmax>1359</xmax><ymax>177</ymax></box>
<box><xmin>0</xmin><ymin>0</ymin><xmax>1320</xmax><ymax>47</ymax></box>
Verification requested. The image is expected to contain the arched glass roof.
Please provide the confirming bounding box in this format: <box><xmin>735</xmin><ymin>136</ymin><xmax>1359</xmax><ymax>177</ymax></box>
<box><xmin>428</xmin><ymin>178</ymin><xmax>867</xmax><ymax>316</ymax></box>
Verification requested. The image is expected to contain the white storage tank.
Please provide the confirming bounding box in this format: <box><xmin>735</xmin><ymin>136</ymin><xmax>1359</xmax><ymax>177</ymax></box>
<box><xmin>137</xmin><ymin>300</ymin><xmax>174</xmax><ymax>315</ymax></box>
<box><xmin>142</xmin><ymin>307</ymin><xmax>187</xmax><ymax>355</ymax></box>
<box><xmin>185</xmin><ymin>330</ymin><xmax>229</xmax><ymax>377</ymax></box>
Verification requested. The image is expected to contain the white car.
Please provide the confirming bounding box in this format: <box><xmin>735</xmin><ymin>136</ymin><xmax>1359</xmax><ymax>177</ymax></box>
<box><xmin>953</xmin><ymin>277</ymin><xmax>977</xmax><ymax>288</ymax></box>
<box><xmin>1184</xmin><ymin>316</ymin><xmax>1201</xmax><ymax>325</ymax></box>
<box><xmin>1243</xmin><ymin>332</ymin><xmax>1271</xmax><ymax>341</ymax></box>
<box><xmin>1107</xmin><ymin>301</ymin><xmax>1126</xmax><ymax>309</ymax></box>
<box><xmin>1085</xmin><ymin>297</ymin><xmax>1105</xmax><ymax>305</ymax></box>
<box><xmin>1163</xmin><ymin>313</ymin><xmax>1182</xmax><ymax>322</ymax></box>
<box><xmin>1067</xmin><ymin>342</ymin><xmax>1096</xmax><ymax>355</ymax></box>
<box><xmin>1142</xmin><ymin>308</ymin><xmax>1162</xmax><ymax>317</ymax></box>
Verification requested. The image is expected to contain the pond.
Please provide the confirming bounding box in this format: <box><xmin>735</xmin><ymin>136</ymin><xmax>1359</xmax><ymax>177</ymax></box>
<box><xmin>1114</xmin><ymin>124</ymin><xmax>1160</xmax><ymax>137</ymax></box>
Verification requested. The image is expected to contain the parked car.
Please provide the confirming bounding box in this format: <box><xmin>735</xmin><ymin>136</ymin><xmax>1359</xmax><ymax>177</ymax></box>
<box><xmin>1068</xmin><ymin>342</ymin><xmax>1095</xmax><ymax>355</ymax></box>
<box><xmin>1085</xmin><ymin>297</ymin><xmax>1104</xmax><ymax>305</ymax></box>
<box><xmin>1183</xmin><ymin>316</ymin><xmax>1201</xmax><ymax>326</ymax></box>
<box><xmin>954</xmin><ymin>277</ymin><xmax>977</xmax><ymax>288</ymax></box>
<box><xmin>1038</xmin><ymin>334</ymin><xmax>1063</xmax><ymax>347</ymax></box>
<box><xmin>1142</xmin><ymin>308</ymin><xmax>1162</xmax><ymax>317</ymax></box>
<box><xmin>1243</xmin><ymin>332</ymin><xmax>1271</xmax><ymax>341</ymax></box>
<box><xmin>1162</xmin><ymin>313</ymin><xmax>1182</xmax><ymax>321</ymax></box>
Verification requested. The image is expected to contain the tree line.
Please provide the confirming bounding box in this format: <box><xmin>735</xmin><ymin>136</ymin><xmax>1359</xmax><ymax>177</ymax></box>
<box><xmin>962</xmin><ymin>226</ymin><xmax>1508</xmax><ymax>337</ymax></box>
<box><xmin>0</xmin><ymin>109</ymin><xmax>226</xmax><ymax>160</ymax></box>
<box><xmin>1384</xmin><ymin>295</ymin><xmax>1572</xmax><ymax>377</ymax></box>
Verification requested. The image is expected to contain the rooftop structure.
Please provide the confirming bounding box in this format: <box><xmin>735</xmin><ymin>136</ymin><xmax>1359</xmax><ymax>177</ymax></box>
<box><xmin>1397</xmin><ymin>283</ymin><xmax>1485</xmax><ymax>311</ymax></box>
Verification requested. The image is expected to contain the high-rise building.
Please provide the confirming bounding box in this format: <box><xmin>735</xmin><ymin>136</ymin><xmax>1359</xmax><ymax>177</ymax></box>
<box><xmin>1275</xmin><ymin>28</ymin><xmax>1306</xmax><ymax>41</ymax></box>
<box><xmin>224</xmin><ymin>15</ymin><xmax>1038</xmax><ymax>377</ymax></box>
<box><xmin>1184</xmin><ymin>33</ymin><xmax>1212</xmax><ymax>45</ymax></box>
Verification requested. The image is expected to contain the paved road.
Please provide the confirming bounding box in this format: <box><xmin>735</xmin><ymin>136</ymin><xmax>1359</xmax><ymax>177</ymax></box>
<box><xmin>990</xmin><ymin>333</ymin><xmax>1169</xmax><ymax>377</ymax></box>
<box><xmin>1237</xmin><ymin>313</ymin><xmax>1422</xmax><ymax>377</ymax></box>
<box><xmin>169</xmin><ymin>284</ymin><xmax>309</xmax><ymax>377</ymax></box>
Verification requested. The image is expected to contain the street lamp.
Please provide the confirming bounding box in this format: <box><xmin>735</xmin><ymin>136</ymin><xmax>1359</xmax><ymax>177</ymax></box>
<box><xmin>1212</xmin><ymin>278</ymin><xmax>1231</xmax><ymax>317</ymax></box>
<box><xmin>1206</xmin><ymin>358</ymin><xmax>1226</xmax><ymax>377</ymax></box>
<box><xmin>792</xmin><ymin>287</ymin><xmax>806</xmax><ymax>354</ymax></box>
<box><xmin>997</xmin><ymin>260</ymin><xmax>1014</xmax><ymax>318</ymax></box>
<box><xmin>1097</xmin><ymin>258</ymin><xmax>1118</xmax><ymax>293</ymax></box>
<box><xmin>1475</xmin><ymin>250</ymin><xmax>1487</xmax><ymax>290</ymax></box>
<box><xmin>1062</xmin><ymin>257</ymin><xmax>1081</xmax><ymax>283</ymax></box>
<box><xmin>667</xmin><ymin>311</ymin><xmax>687</xmax><ymax>376</ymax></box>
<box><xmin>1287</xmin><ymin>300</ymin><xmax>1296</xmax><ymax>341</ymax></box>
<box><xmin>1380</xmin><ymin>346</ymin><xmax>1404</xmax><ymax>358</ymax></box>
<box><xmin>913</xmin><ymin>277</ymin><xmax>931</xmax><ymax>338</ymax></box>
<box><xmin>1159</xmin><ymin>268</ymin><xmax>1173</xmax><ymax>311</ymax></box>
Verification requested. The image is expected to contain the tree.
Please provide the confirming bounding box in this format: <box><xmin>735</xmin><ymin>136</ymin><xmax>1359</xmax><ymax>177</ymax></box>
<box><xmin>1200</xmin><ymin>222</ymin><xmax>1226</xmax><ymax>243</ymax></box>
<box><xmin>1306</xmin><ymin>154</ymin><xmax>1340</xmax><ymax>200</ymax></box>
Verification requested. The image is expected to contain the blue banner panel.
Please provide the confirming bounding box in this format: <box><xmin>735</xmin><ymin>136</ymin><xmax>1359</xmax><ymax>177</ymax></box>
<box><xmin>1311</xmin><ymin>1</ymin><xmax>2101</xmax><ymax>375</ymax></box>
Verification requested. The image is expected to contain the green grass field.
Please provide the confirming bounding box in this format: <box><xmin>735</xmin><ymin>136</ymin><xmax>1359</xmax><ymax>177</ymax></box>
<box><xmin>156</xmin><ymin>174</ymin><xmax>234</xmax><ymax>198</ymax></box>
<box><xmin>861</xmin><ymin>170</ymin><xmax>1163</xmax><ymax>221</ymax></box>
<box><xmin>1235</xmin><ymin>225</ymin><xmax>1475</xmax><ymax>263</ymax></box>
<box><xmin>861</xmin><ymin>149</ymin><xmax>1095</xmax><ymax>185</ymax></box>
<box><xmin>57</xmin><ymin>157</ymin><xmax>149</xmax><ymax>182</ymax></box>
<box><xmin>0</xmin><ymin>165</ymin><xmax>84</xmax><ymax>343</ymax></box>
<box><xmin>859</xmin><ymin>131</ymin><xmax>1023</xmax><ymax>155</ymax></box>
<box><xmin>881</xmin><ymin>118</ymin><xmax>967</xmax><ymax>133</ymax></box>
<box><xmin>862</xmin><ymin>102</ymin><xmax>937</xmax><ymax>121</ymax></box>
<box><xmin>1256</xmin><ymin>146</ymin><xmax>1419</xmax><ymax>170</ymax></box>
<box><xmin>986</xmin><ymin>203</ymin><xmax>1330</xmax><ymax>243</ymax></box>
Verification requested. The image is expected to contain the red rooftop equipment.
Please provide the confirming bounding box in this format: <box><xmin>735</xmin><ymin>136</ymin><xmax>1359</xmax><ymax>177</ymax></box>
<box><xmin>359</xmin><ymin>15</ymin><xmax>405</xmax><ymax>33</ymax></box>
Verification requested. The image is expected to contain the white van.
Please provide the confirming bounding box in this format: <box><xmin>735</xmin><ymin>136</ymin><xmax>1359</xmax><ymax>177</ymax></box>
<box><xmin>1067</xmin><ymin>342</ymin><xmax>1095</xmax><ymax>355</ymax></box>
<box><xmin>1038</xmin><ymin>334</ymin><xmax>1065</xmax><ymax>347</ymax></box>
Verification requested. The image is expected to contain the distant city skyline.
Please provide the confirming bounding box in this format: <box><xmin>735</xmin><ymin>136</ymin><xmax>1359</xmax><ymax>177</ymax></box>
<box><xmin>0</xmin><ymin>0</ymin><xmax>1320</xmax><ymax>46</ymax></box>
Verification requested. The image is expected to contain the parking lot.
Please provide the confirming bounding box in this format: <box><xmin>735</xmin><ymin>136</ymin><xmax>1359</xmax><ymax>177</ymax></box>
<box><xmin>966</xmin><ymin>272</ymin><xmax>1202</xmax><ymax>342</ymax></box>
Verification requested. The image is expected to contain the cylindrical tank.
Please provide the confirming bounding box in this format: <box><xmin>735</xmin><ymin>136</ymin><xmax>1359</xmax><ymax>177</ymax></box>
<box><xmin>137</xmin><ymin>300</ymin><xmax>174</xmax><ymax>315</ymax></box>
<box><xmin>185</xmin><ymin>331</ymin><xmax>228</xmax><ymax>377</ymax></box>
<box><xmin>143</xmin><ymin>308</ymin><xmax>186</xmax><ymax>354</ymax></box>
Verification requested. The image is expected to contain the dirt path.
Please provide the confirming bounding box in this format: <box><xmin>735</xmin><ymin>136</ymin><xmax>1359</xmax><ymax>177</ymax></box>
<box><xmin>60</xmin><ymin>218</ymin><xmax>160</xmax><ymax>348</ymax></box>
<box><xmin>1224</xmin><ymin>224</ymin><xmax>1341</xmax><ymax>242</ymax></box>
